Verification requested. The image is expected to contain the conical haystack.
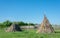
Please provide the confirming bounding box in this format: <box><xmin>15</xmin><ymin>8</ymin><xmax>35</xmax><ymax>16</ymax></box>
<box><xmin>6</xmin><ymin>23</ymin><xmax>22</xmax><ymax>32</ymax></box>
<box><xmin>37</xmin><ymin>15</ymin><xmax>54</xmax><ymax>33</ymax></box>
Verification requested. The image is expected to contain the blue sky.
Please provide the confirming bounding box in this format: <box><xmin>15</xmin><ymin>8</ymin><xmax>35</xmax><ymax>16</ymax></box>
<box><xmin>0</xmin><ymin>0</ymin><xmax>60</xmax><ymax>24</ymax></box>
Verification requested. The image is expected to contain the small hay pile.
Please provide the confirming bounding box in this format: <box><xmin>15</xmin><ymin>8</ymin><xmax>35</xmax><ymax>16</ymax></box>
<box><xmin>6</xmin><ymin>23</ymin><xmax>22</xmax><ymax>32</ymax></box>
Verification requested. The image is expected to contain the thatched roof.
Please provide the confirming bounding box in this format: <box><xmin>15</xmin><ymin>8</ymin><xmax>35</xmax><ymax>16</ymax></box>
<box><xmin>37</xmin><ymin>15</ymin><xmax>54</xmax><ymax>33</ymax></box>
<box><xmin>6</xmin><ymin>23</ymin><xmax>22</xmax><ymax>32</ymax></box>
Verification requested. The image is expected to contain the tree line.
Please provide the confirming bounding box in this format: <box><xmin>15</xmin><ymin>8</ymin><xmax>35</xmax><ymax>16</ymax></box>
<box><xmin>0</xmin><ymin>20</ymin><xmax>35</xmax><ymax>28</ymax></box>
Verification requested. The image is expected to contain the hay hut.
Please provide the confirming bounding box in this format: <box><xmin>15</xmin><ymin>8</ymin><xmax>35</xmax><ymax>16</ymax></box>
<box><xmin>6</xmin><ymin>23</ymin><xmax>22</xmax><ymax>32</ymax></box>
<box><xmin>37</xmin><ymin>15</ymin><xmax>54</xmax><ymax>33</ymax></box>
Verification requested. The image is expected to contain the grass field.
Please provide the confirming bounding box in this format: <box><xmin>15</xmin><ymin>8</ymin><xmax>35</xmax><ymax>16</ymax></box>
<box><xmin>0</xmin><ymin>29</ymin><xmax>60</xmax><ymax>38</ymax></box>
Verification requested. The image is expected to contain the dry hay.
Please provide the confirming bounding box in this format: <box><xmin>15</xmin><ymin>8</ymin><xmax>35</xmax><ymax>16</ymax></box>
<box><xmin>37</xmin><ymin>15</ymin><xmax>54</xmax><ymax>33</ymax></box>
<box><xmin>5</xmin><ymin>23</ymin><xmax>22</xmax><ymax>32</ymax></box>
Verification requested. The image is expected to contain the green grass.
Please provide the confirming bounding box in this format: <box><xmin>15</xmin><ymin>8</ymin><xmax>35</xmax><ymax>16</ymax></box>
<box><xmin>0</xmin><ymin>29</ymin><xmax>60</xmax><ymax>38</ymax></box>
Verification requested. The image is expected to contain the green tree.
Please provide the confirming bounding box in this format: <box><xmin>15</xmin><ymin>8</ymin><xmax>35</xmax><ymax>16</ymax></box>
<box><xmin>3</xmin><ymin>20</ymin><xmax>12</xmax><ymax>27</ymax></box>
<box><xmin>28</xmin><ymin>23</ymin><xmax>35</xmax><ymax>26</ymax></box>
<box><xmin>17</xmin><ymin>21</ymin><xmax>26</xmax><ymax>26</ymax></box>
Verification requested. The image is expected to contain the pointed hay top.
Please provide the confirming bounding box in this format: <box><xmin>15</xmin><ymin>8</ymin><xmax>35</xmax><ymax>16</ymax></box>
<box><xmin>44</xmin><ymin>14</ymin><xmax>47</xmax><ymax>19</ymax></box>
<box><xmin>43</xmin><ymin>14</ymin><xmax>48</xmax><ymax>22</ymax></box>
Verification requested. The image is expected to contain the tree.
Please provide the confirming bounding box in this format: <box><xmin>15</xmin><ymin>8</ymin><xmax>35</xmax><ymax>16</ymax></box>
<box><xmin>3</xmin><ymin>20</ymin><xmax>12</xmax><ymax>27</ymax></box>
<box><xmin>28</xmin><ymin>23</ymin><xmax>35</xmax><ymax>26</ymax></box>
<box><xmin>17</xmin><ymin>21</ymin><xmax>28</xmax><ymax>26</ymax></box>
